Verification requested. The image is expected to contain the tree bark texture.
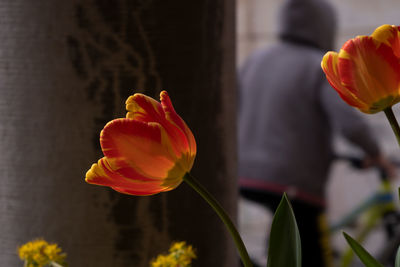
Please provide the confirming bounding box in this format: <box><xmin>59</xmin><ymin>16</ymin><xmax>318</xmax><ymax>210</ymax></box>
<box><xmin>0</xmin><ymin>1</ymin><xmax>237</xmax><ymax>266</ymax></box>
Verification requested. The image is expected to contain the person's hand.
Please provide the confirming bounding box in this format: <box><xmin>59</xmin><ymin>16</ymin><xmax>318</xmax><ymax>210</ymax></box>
<box><xmin>363</xmin><ymin>154</ymin><xmax>397</xmax><ymax>179</ymax></box>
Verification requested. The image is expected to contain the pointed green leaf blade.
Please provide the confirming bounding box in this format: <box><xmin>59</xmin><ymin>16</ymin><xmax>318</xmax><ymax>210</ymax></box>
<box><xmin>343</xmin><ymin>232</ymin><xmax>384</xmax><ymax>267</ymax></box>
<box><xmin>395</xmin><ymin>245</ymin><xmax>400</xmax><ymax>267</ymax></box>
<box><xmin>267</xmin><ymin>193</ymin><xmax>301</xmax><ymax>267</ymax></box>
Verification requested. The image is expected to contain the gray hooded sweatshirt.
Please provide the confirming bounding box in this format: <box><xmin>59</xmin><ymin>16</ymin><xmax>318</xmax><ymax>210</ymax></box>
<box><xmin>238</xmin><ymin>0</ymin><xmax>379</xmax><ymax>206</ymax></box>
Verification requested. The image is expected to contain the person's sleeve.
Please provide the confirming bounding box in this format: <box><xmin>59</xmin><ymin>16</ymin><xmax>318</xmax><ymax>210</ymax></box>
<box><xmin>320</xmin><ymin>80</ymin><xmax>380</xmax><ymax>157</ymax></box>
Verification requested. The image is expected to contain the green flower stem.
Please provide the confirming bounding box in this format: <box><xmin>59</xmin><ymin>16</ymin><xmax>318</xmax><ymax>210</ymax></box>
<box><xmin>384</xmin><ymin>107</ymin><xmax>400</xmax><ymax>147</ymax></box>
<box><xmin>183</xmin><ymin>172</ymin><xmax>253</xmax><ymax>267</ymax></box>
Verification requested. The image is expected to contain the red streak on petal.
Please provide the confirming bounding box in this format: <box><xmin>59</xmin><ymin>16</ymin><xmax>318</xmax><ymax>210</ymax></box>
<box><xmin>126</xmin><ymin>93</ymin><xmax>164</xmax><ymax>124</ymax></box>
<box><xmin>111</xmin><ymin>185</ymin><xmax>170</xmax><ymax>196</ymax></box>
<box><xmin>86</xmin><ymin>157</ymin><xmax>167</xmax><ymax>195</ymax></box>
<box><xmin>339</xmin><ymin>36</ymin><xmax>400</xmax><ymax>106</ymax></box>
<box><xmin>126</xmin><ymin>92</ymin><xmax>193</xmax><ymax>159</ymax></box>
<box><xmin>100</xmin><ymin>118</ymin><xmax>176</xmax><ymax>179</ymax></box>
<box><xmin>160</xmin><ymin>91</ymin><xmax>197</xmax><ymax>156</ymax></box>
<box><xmin>322</xmin><ymin>52</ymin><xmax>366</xmax><ymax>109</ymax></box>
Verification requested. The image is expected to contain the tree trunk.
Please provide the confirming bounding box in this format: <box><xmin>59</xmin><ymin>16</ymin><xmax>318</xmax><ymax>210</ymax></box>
<box><xmin>0</xmin><ymin>1</ymin><xmax>237</xmax><ymax>266</ymax></box>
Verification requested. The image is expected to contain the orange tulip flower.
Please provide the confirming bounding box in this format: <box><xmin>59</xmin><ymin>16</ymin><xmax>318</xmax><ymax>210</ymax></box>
<box><xmin>84</xmin><ymin>91</ymin><xmax>253</xmax><ymax>267</ymax></box>
<box><xmin>321</xmin><ymin>24</ymin><xmax>400</xmax><ymax>114</ymax></box>
<box><xmin>85</xmin><ymin>91</ymin><xmax>196</xmax><ymax>195</ymax></box>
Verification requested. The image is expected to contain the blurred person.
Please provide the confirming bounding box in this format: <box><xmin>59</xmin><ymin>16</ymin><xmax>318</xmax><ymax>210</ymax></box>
<box><xmin>237</xmin><ymin>0</ymin><xmax>395</xmax><ymax>266</ymax></box>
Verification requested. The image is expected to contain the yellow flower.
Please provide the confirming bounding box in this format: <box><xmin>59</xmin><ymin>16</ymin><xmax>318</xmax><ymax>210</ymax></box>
<box><xmin>151</xmin><ymin>255</ymin><xmax>178</xmax><ymax>267</ymax></box>
<box><xmin>18</xmin><ymin>239</ymin><xmax>66</xmax><ymax>267</ymax></box>
<box><xmin>44</xmin><ymin>244</ymin><xmax>63</xmax><ymax>260</ymax></box>
<box><xmin>169</xmin><ymin>242</ymin><xmax>186</xmax><ymax>252</ymax></box>
<box><xmin>150</xmin><ymin>241</ymin><xmax>196</xmax><ymax>267</ymax></box>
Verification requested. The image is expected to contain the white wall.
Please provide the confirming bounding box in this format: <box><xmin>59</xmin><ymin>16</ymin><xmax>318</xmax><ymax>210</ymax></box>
<box><xmin>237</xmin><ymin>0</ymin><xmax>400</xmax><ymax>65</ymax></box>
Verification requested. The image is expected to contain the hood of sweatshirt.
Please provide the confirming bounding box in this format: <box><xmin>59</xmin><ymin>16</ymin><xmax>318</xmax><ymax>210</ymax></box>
<box><xmin>278</xmin><ymin>0</ymin><xmax>337</xmax><ymax>51</ymax></box>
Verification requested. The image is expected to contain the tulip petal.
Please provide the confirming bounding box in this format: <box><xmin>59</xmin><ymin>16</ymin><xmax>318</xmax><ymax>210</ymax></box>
<box><xmin>126</xmin><ymin>92</ymin><xmax>195</xmax><ymax>160</ymax></box>
<box><xmin>85</xmin><ymin>157</ymin><xmax>172</xmax><ymax>195</ymax></box>
<box><xmin>125</xmin><ymin>93</ymin><xmax>164</xmax><ymax>124</ymax></box>
<box><xmin>338</xmin><ymin>36</ymin><xmax>400</xmax><ymax>113</ymax></box>
<box><xmin>86</xmin><ymin>157</ymin><xmax>151</xmax><ymax>187</ymax></box>
<box><xmin>112</xmin><ymin>180</ymin><xmax>182</xmax><ymax>196</ymax></box>
<box><xmin>321</xmin><ymin>51</ymin><xmax>367</xmax><ymax>109</ymax></box>
<box><xmin>100</xmin><ymin>118</ymin><xmax>178</xmax><ymax>179</ymax></box>
<box><xmin>160</xmin><ymin>91</ymin><xmax>197</xmax><ymax>158</ymax></box>
<box><xmin>372</xmin><ymin>24</ymin><xmax>400</xmax><ymax>58</ymax></box>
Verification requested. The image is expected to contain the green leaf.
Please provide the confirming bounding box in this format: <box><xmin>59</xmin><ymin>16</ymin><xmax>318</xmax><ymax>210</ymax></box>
<box><xmin>398</xmin><ymin>187</ymin><xmax>400</xmax><ymax>206</ymax></box>
<box><xmin>267</xmin><ymin>193</ymin><xmax>301</xmax><ymax>267</ymax></box>
<box><xmin>343</xmin><ymin>232</ymin><xmax>384</xmax><ymax>267</ymax></box>
<box><xmin>395</xmin><ymin>245</ymin><xmax>400</xmax><ymax>267</ymax></box>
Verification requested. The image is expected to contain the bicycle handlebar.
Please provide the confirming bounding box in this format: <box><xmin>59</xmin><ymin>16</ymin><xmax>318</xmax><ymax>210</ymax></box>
<box><xmin>334</xmin><ymin>154</ymin><xmax>400</xmax><ymax>181</ymax></box>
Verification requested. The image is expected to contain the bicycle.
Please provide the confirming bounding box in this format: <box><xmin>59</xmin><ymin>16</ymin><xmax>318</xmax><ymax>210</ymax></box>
<box><xmin>330</xmin><ymin>155</ymin><xmax>400</xmax><ymax>267</ymax></box>
<box><xmin>238</xmin><ymin>155</ymin><xmax>400</xmax><ymax>267</ymax></box>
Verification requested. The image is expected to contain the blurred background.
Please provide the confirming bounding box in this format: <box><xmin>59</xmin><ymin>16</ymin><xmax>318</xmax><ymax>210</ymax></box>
<box><xmin>237</xmin><ymin>0</ymin><xmax>400</xmax><ymax>265</ymax></box>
